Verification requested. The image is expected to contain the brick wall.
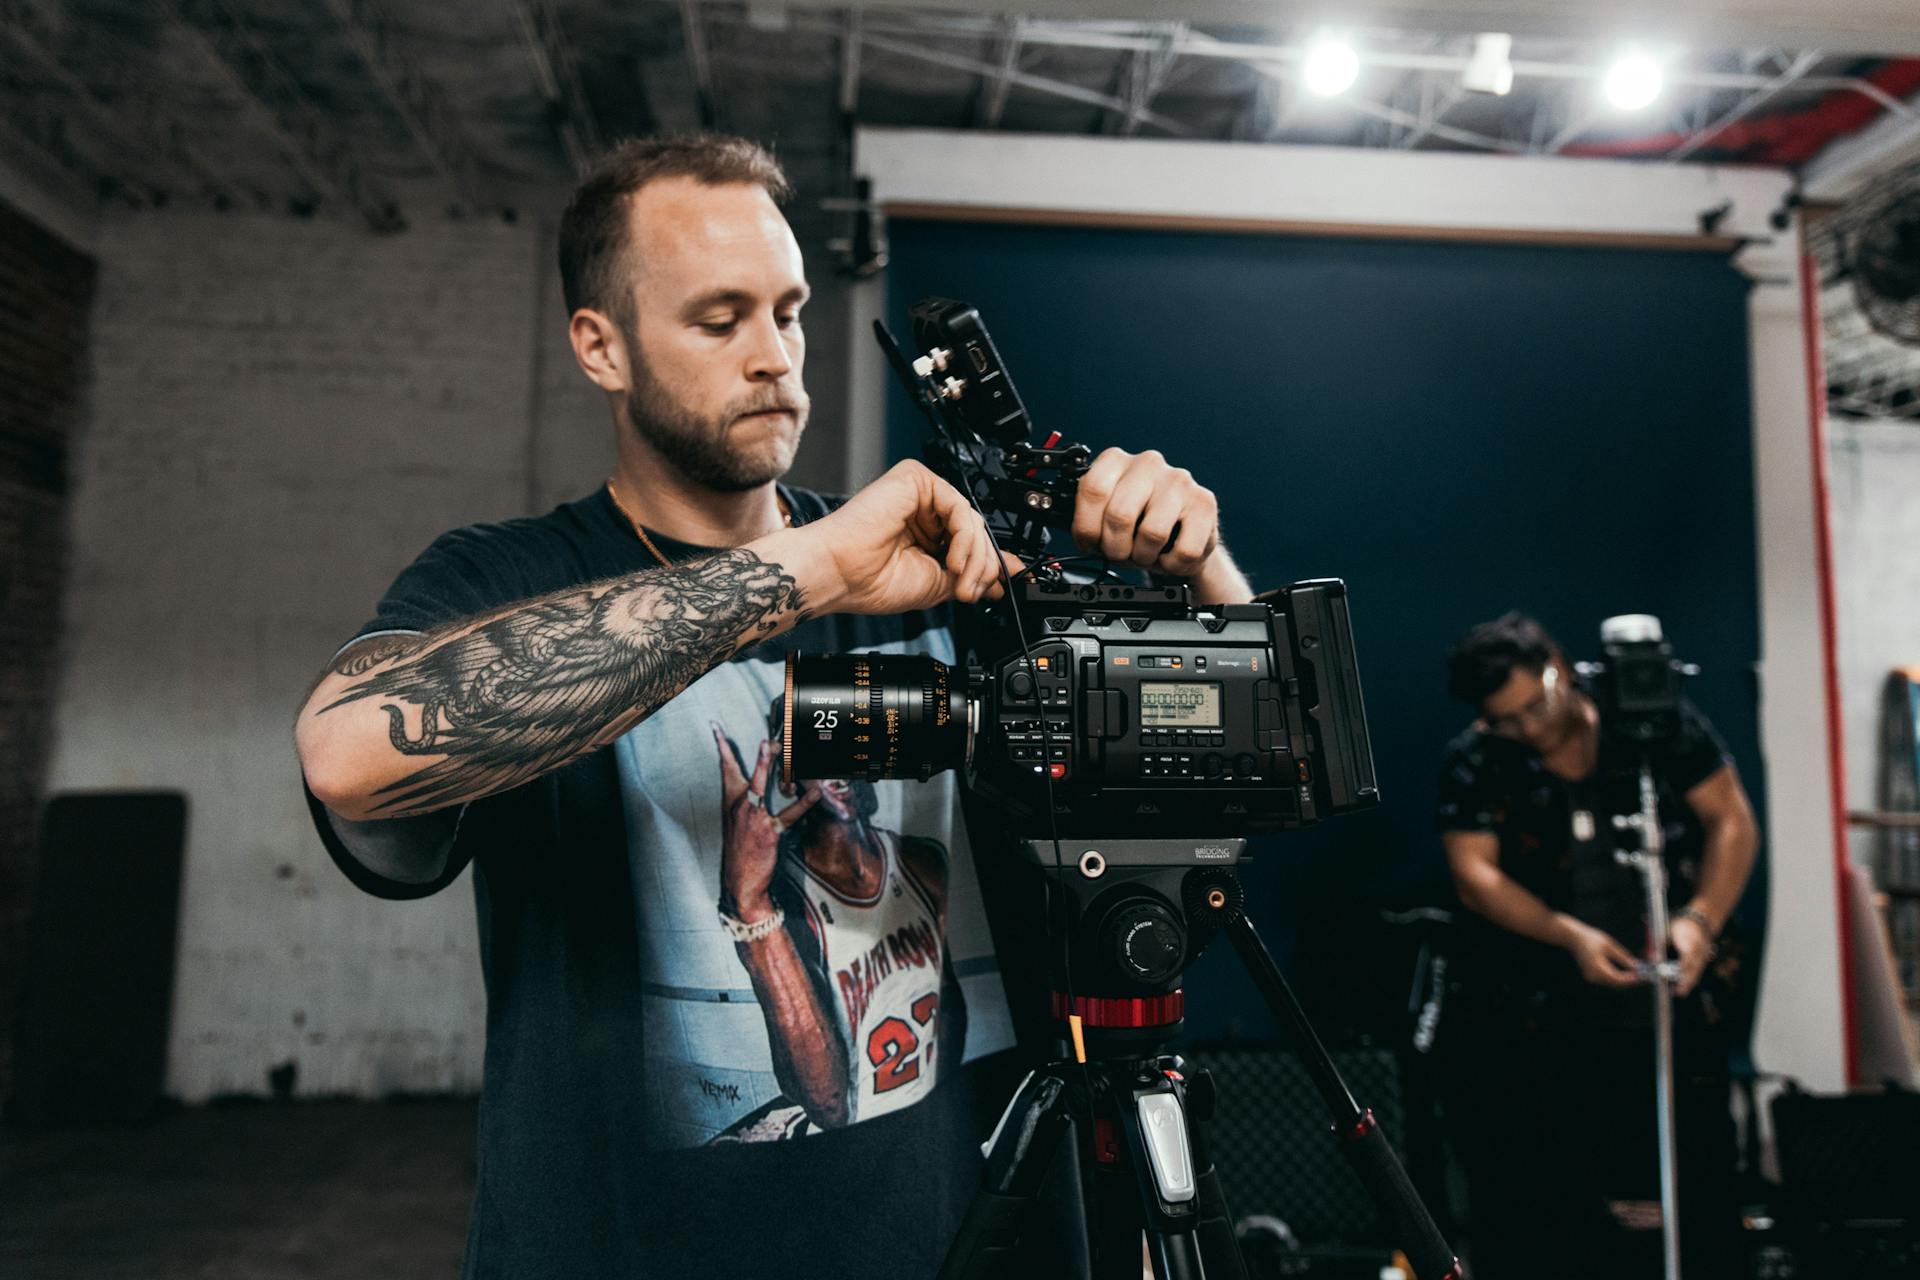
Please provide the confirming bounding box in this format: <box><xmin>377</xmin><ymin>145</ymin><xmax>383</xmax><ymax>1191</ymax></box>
<box><xmin>0</xmin><ymin>199</ymin><xmax>96</xmax><ymax>1103</ymax></box>
<box><xmin>45</xmin><ymin>211</ymin><xmax>850</xmax><ymax>1100</ymax></box>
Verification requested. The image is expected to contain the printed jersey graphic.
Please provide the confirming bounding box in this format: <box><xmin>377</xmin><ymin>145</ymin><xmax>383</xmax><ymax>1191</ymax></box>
<box><xmin>613</xmin><ymin>637</ymin><xmax>1014</xmax><ymax>1149</ymax></box>
<box><xmin>792</xmin><ymin>830</ymin><xmax>945</xmax><ymax>1123</ymax></box>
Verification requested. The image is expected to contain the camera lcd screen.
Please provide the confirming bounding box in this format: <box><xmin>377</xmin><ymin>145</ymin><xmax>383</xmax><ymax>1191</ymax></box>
<box><xmin>1139</xmin><ymin>682</ymin><xmax>1223</xmax><ymax>728</ymax></box>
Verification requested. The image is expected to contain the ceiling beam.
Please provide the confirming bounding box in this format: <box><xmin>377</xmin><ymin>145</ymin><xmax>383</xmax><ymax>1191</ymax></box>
<box><xmin>831</xmin><ymin>13</ymin><xmax>1911</xmax><ymax>118</ymax></box>
<box><xmin>847</xmin><ymin>26</ymin><xmax>1196</xmax><ymax>136</ymax></box>
<box><xmin>976</xmin><ymin>17</ymin><xmax>1025</xmax><ymax>129</ymax></box>
<box><xmin>1121</xmin><ymin>22</ymin><xmax>1184</xmax><ymax>137</ymax></box>
<box><xmin>168</xmin><ymin>0</ymin><xmax>402</xmax><ymax>229</ymax></box>
<box><xmin>0</xmin><ymin>0</ymin><xmax>248</xmax><ymax>208</ymax></box>
<box><xmin>505</xmin><ymin>0</ymin><xmax>603</xmax><ymax>173</ymax></box>
<box><xmin>764</xmin><ymin>0</ymin><xmax>1920</xmax><ymax>59</ymax></box>
<box><xmin>323</xmin><ymin>0</ymin><xmax>493</xmax><ymax>212</ymax></box>
<box><xmin>1803</xmin><ymin>86</ymin><xmax>1920</xmax><ymax>202</ymax></box>
<box><xmin>1396</xmin><ymin>83</ymin><xmax>1470</xmax><ymax>150</ymax></box>
<box><xmin>0</xmin><ymin>103</ymin><xmax>105</xmax><ymax>214</ymax></box>
<box><xmin>1666</xmin><ymin>48</ymin><xmax>1823</xmax><ymax>161</ymax></box>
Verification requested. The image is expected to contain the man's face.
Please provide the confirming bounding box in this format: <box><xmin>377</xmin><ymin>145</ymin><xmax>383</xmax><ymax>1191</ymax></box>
<box><xmin>617</xmin><ymin>178</ymin><xmax>811</xmax><ymax>491</ymax></box>
<box><xmin>1481</xmin><ymin>661</ymin><xmax>1581</xmax><ymax>753</ymax></box>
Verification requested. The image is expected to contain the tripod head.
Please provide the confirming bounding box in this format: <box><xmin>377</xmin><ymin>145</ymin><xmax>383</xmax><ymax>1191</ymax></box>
<box><xmin>1032</xmin><ymin>839</ymin><xmax>1246</xmax><ymax>1055</ymax></box>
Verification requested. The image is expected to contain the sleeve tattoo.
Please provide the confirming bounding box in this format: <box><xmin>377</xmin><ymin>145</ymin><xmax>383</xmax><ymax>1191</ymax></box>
<box><xmin>313</xmin><ymin>550</ymin><xmax>807</xmax><ymax>816</ymax></box>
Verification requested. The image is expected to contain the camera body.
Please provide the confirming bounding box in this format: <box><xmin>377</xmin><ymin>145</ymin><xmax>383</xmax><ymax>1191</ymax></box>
<box><xmin>967</xmin><ymin>577</ymin><xmax>1375</xmax><ymax>840</ymax></box>
<box><xmin>1576</xmin><ymin>613</ymin><xmax>1698</xmax><ymax>746</ymax></box>
<box><xmin>774</xmin><ymin>298</ymin><xmax>1380</xmax><ymax>860</ymax></box>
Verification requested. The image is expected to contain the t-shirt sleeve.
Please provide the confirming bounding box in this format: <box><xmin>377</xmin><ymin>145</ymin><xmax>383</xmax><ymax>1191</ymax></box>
<box><xmin>1660</xmin><ymin>699</ymin><xmax>1735</xmax><ymax>795</ymax></box>
<box><xmin>1435</xmin><ymin>737</ymin><xmax>1498</xmax><ymax>833</ymax></box>
<box><xmin>302</xmin><ymin>526</ymin><xmax>532</xmax><ymax>900</ymax></box>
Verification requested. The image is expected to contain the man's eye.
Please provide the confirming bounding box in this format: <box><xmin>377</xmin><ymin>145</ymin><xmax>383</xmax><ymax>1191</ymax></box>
<box><xmin>777</xmin><ymin>312</ymin><xmax>802</xmax><ymax>330</ymax></box>
<box><xmin>699</xmin><ymin>319</ymin><xmax>736</xmax><ymax>335</ymax></box>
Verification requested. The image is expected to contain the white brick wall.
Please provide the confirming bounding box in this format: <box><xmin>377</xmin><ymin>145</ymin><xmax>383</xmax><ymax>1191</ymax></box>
<box><xmin>48</xmin><ymin>213</ymin><xmax>600</xmax><ymax>1100</ymax></box>
<box><xmin>1831</xmin><ymin>418</ymin><xmax>1920</xmax><ymax>859</ymax></box>
<box><xmin>48</xmin><ymin>208</ymin><xmax>854</xmax><ymax>1101</ymax></box>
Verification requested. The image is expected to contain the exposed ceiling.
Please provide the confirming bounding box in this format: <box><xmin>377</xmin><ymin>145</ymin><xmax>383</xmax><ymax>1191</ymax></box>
<box><xmin>4</xmin><ymin>1</ymin><xmax>1919</xmax><ymax>226</ymax></box>
<box><xmin>3</xmin><ymin>1</ymin><xmax>1918</xmax><ymax>416</ymax></box>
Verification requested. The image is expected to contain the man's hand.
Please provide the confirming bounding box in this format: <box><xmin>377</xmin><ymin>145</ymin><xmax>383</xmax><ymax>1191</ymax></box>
<box><xmin>714</xmin><ymin>727</ymin><xmax>818</xmax><ymax>921</ymax></box>
<box><xmin>1668</xmin><ymin>914</ymin><xmax>1714</xmax><ymax>997</ymax></box>
<box><xmin>1070</xmin><ymin>447</ymin><xmax>1221</xmax><ymax>576</ymax></box>
<box><xmin>1563</xmin><ymin>920</ymin><xmax>1643</xmax><ymax>988</ymax></box>
<box><xmin>793</xmin><ymin>460</ymin><xmax>1021</xmax><ymax>616</ymax></box>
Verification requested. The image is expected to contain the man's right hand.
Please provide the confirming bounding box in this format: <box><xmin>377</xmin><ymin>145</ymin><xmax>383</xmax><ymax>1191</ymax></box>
<box><xmin>774</xmin><ymin>460</ymin><xmax>1023</xmax><ymax>616</ymax></box>
<box><xmin>1562</xmin><ymin>919</ymin><xmax>1643</xmax><ymax>988</ymax></box>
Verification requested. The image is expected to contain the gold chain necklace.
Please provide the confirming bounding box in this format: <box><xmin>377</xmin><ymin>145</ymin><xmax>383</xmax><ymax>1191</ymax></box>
<box><xmin>605</xmin><ymin>478</ymin><xmax>790</xmax><ymax>569</ymax></box>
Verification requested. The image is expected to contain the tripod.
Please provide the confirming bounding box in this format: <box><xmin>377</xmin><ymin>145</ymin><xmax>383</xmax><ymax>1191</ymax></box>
<box><xmin>940</xmin><ymin>840</ymin><xmax>1463</xmax><ymax>1280</ymax></box>
<box><xmin>1612</xmin><ymin>763</ymin><xmax>1683</xmax><ymax>1280</ymax></box>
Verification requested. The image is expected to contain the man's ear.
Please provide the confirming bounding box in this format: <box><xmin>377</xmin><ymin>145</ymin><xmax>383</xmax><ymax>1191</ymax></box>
<box><xmin>569</xmin><ymin>308</ymin><xmax>630</xmax><ymax>393</ymax></box>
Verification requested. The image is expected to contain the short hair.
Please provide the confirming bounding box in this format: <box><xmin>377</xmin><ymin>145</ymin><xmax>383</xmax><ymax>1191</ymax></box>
<box><xmin>1446</xmin><ymin>611</ymin><xmax>1560</xmax><ymax>705</ymax></box>
<box><xmin>557</xmin><ymin>134</ymin><xmax>792</xmax><ymax>322</ymax></box>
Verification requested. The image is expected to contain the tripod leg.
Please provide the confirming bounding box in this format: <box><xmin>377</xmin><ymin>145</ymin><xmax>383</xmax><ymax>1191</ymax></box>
<box><xmin>939</xmin><ymin>1069</ymin><xmax>1076</xmax><ymax>1280</ymax></box>
<box><xmin>1221</xmin><ymin>911</ymin><xmax>1464</xmax><ymax>1280</ymax></box>
<box><xmin>1183</xmin><ymin>1067</ymin><xmax>1250</xmax><ymax>1280</ymax></box>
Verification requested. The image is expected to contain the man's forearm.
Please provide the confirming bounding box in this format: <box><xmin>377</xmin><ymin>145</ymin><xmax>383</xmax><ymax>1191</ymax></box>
<box><xmin>1458</xmin><ymin>868</ymin><xmax>1581</xmax><ymax>951</ymax></box>
<box><xmin>1685</xmin><ymin>815</ymin><xmax>1759</xmax><ymax>931</ymax></box>
<box><xmin>298</xmin><ymin>533</ymin><xmax>830</xmax><ymax>821</ymax></box>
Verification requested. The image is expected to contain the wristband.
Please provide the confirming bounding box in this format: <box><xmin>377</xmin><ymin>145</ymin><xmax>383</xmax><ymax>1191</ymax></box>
<box><xmin>718</xmin><ymin>904</ymin><xmax>785</xmax><ymax>943</ymax></box>
<box><xmin>1676</xmin><ymin>905</ymin><xmax>1719</xmax><ymax>937</ymax></box>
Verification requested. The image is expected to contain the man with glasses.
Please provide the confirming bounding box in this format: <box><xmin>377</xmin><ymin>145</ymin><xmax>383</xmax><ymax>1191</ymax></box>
<box><xmin>1433</xmin><ymin>611</ymin><xmax>1758</xmax><ymax>1279</ymax></box>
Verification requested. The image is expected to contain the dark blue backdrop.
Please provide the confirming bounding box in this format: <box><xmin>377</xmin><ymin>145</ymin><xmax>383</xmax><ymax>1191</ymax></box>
<box><xmin>884</xmin><ymin>219</ymin><xmax>1765</xmax><ymax>1041</ymax></box>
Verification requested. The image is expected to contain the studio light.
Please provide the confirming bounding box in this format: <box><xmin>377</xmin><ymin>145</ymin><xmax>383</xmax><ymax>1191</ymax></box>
<box><xmin>1302</xmin><ymin>37</ymin><xmax>1360</xmax><ymax>97</ymax></box>
<box><xmin>1462</xmin><ymin>33</ymin><xmax>1514</xmax><ymax>96</ymax></box>
<box><xmin>1603</xmin><ymin>50</ymin><xmax>1664</xmax><ymax>111</ymax></box>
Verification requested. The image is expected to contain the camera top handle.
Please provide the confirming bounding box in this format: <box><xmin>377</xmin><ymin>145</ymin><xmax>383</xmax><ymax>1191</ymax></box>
<box><xmin>873</xmin><ymin>299</ymin><xmax>1091</xmax><ymax>563</ymax></box>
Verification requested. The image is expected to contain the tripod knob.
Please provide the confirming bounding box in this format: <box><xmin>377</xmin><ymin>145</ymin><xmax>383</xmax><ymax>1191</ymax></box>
<box><xmin>1111</xmin><ymin>902</ymin><xmax>1186</xmax><ymax>984</ymax></box>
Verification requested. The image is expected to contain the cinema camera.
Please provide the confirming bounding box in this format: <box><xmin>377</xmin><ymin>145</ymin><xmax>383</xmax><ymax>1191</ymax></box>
<box><xmin>1576</xmin><ymin>613</ymin><xmax>1700</xmax><ymax>746</ymax></box>
<box><xmin>764</xmin><ymin>301</ymin><xmax>1459</xmax><ymax>1280</ymax></box>
<box><xmin>774</xmin><ymin>298</ymin><xmax>1379</xmax><ymax>853</ymax></box>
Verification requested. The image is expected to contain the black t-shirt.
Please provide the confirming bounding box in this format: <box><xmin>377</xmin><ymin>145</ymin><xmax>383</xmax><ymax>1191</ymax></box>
<box><xmin>1434</xmin><ymin>698</ymin><xmax>1731</xmax><ymax>1022</ymax></box>
<box><xmin>303</xmin><ymin>486</ymin><xmax>1035</xmax><ymax>1279</ymax></box>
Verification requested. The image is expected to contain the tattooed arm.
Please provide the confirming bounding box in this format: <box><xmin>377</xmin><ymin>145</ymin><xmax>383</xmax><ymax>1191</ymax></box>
<box><xmin>297</xmin><ymin>460</ymin><xmax>1016</xmax><ymax>823</ymax></box>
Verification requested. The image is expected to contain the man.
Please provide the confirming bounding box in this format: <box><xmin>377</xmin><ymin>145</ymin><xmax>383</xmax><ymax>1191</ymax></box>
<box><xmin>294</xmin><ymin>134</ymin><xmax>1251</xmax><ymax>1279</ymax></box>
<box><xmin>1435</xmin><ymin>612</ymin><xmax>1759</xmax><ymax>1279</ymax></box>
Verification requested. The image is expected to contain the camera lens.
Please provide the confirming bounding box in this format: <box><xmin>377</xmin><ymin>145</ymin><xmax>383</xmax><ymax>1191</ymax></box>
<box><xmin>778</xmin><ymin>652</ymin><xmax>973</xmax><ymax>783</ymax></box>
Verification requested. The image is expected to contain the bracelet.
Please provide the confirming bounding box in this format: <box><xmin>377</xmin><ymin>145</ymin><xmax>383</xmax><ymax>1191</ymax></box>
<box><xmin>718</xmin><ymin>904</ymin><xmax>785</xmax><ymax>943</ymax></box>
<box><xmin>1676</xmin><ymin>905</ymin><xmax>1719</xmax><ymax>937</ymax></box>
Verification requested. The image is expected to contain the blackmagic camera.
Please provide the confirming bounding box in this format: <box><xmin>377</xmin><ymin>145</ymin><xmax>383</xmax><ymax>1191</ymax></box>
<box><xmin>771</xmin><ymin>299</ymin><xmax>1379</xmax><ymax>856</ymax></box>
<box><xmin>1575</xmin><ymin>613</ymin><xmax>1700</xmax><ymax>745</ymax></box>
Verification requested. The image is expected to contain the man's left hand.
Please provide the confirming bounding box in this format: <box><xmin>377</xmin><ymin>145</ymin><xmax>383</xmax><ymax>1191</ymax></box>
<box><xmin>1669</xmin><ymin>914</ymin><xmax>1715</xmax><ymax>997</ymax></box>
<box><xmin>1071</xmin><ymin>447</ymin><xmax>1220</xmax><ymax>576</ymax></box>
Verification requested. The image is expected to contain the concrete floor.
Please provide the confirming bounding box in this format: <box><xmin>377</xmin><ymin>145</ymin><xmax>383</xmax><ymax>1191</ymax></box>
<box><xmin>0</xmin><ymin>1099</ymin><xmax>475</xmax><ymax>1279</ymax></box>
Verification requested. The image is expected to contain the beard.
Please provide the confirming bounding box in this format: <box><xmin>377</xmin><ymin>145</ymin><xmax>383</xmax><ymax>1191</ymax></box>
<box><xmin>623</xmin><ymin>342</ymin><xmax>810</xmax><ymax>493</ymax></box>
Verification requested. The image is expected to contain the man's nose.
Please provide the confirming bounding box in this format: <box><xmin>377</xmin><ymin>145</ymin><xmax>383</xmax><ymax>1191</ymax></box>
<box><xmin>743</xmin><ymin>313</ymin><xmax>794</xmax><ymax>382</ymax></box>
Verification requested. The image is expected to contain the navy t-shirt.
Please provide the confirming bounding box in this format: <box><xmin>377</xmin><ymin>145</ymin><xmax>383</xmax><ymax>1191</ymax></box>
<box><xmin>1434</xmin><ymin>698</ymin><xmax>1732</xmax><ymax>1022</ymax></box>
<box><xmin>304</xmin><ymin>485</ymin><xmax>1042</xmax><ymax>1279</ymax></box>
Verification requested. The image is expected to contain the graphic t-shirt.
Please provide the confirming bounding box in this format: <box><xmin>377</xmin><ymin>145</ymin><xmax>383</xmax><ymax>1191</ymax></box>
<box><xmin>1433</xmin><ymin>697</ymin><xmax>1732</xmax><ymax>1023</ymax></box>
<box><xmin>304</xmin><ymin>485</ymin><xmax>1021</xmax><ymax>1279</ymax></box>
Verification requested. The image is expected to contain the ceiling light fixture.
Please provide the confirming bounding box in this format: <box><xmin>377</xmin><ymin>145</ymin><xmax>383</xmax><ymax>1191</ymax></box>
<box><xmin>1603</xmin><ymin>49</ymin><xmax>1665</xmax><ymax>111</ymax></box>
<box><xmin>1462</xmin><ymin>33</ymin><xmax>1514</xmax><ymax>96</ymax></box>
<box><xmin>1302</xmin><ymin>37</ymin><xmax>1360</xmax><ymax>98</ymax></box>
